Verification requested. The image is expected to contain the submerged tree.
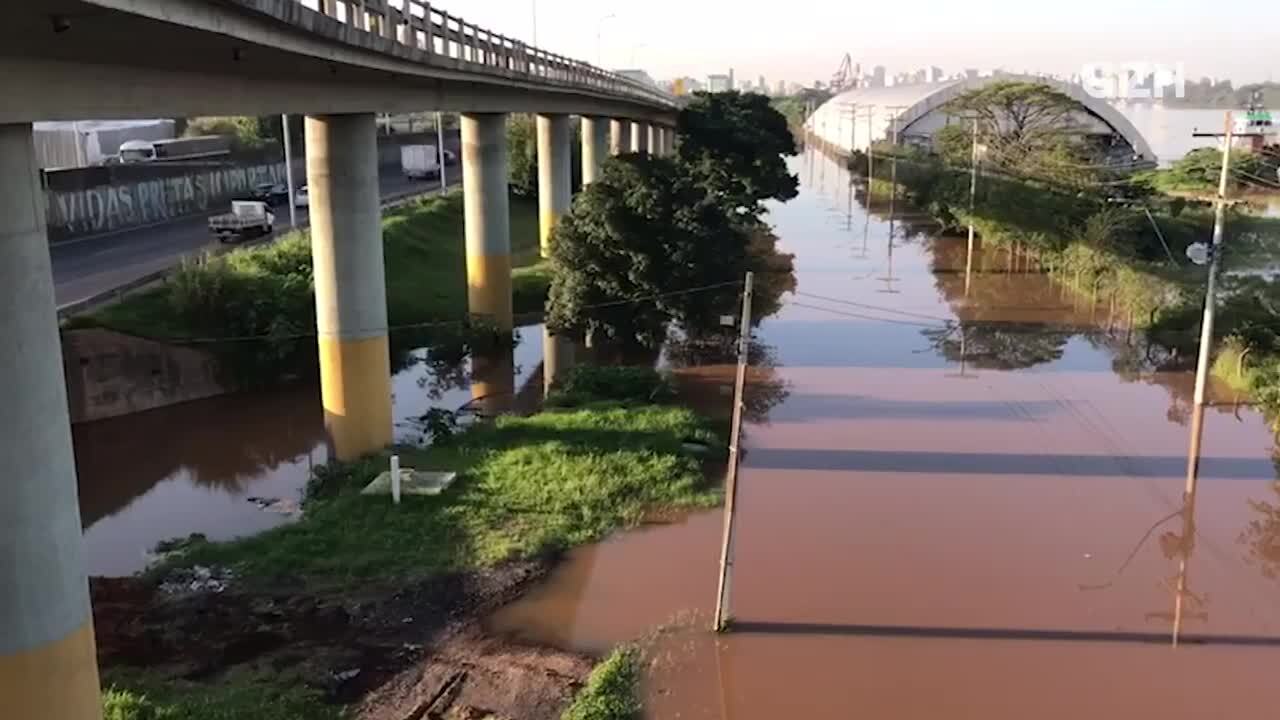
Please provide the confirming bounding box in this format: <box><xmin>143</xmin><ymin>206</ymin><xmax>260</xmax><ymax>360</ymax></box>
<box><xmin>546</xmin><ymin>154</ymin><xmax>750</xmax><ymax>349</ymax></box>
<box><xmin>677</xmin><ymin>90</ymin><xmax>800</xmax><ymax>217</ymax></box>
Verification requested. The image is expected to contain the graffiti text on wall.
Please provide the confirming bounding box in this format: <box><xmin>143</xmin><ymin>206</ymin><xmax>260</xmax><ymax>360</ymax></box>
<box><xmin>47</xmin><ymin>162</ymin><xmax>288</xmax><ymax>238</ymax></box>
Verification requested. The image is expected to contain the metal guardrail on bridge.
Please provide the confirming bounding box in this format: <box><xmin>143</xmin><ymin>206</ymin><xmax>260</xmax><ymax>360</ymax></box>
<box><xmin>306</xmin><ymin>0</ymin><xmax>677</xmax><ymax>109</ymax></box>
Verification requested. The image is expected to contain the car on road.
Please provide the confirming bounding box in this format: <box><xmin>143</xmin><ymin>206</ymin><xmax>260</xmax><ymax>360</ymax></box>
<box><xmin>294</xmin><ymin>185</ymin><xmax>309</xmax><ymax>208</ymax></box>
<box><xmin>251</xmin><ymin>182</ymin><xmax>291</xmax><ymax>206</ymax></box>
<box><xmin>208</xmin><ymin>200</ymin><xmax>274</xmax><ymax>243</ymax></box>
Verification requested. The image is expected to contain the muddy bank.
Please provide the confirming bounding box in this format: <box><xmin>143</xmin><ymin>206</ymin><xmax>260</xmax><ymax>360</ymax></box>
<box><xmin>92</xmin><ymin>558</ymin><xmax>594</xmax><ymax>720</ymax></box>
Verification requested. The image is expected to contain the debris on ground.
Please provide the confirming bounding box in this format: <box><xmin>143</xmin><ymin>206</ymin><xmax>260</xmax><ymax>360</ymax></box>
<box><xmin>246</xmin><ymin>496</ymin><xmax>302</xmax><ymax>516</ymax></box>
<box><xmin>157</xmin><ymin>565</ymin><xmax>232</xmax><ymax>596</ymax></box>
<box><xmin>91</xmin><ymin>559</ymin><xmax>591</xmax><ymax>719</ymax></box>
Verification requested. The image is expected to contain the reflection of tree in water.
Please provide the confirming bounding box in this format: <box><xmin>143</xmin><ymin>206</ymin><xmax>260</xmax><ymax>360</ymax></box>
<box><xmin>664</xmin><ymin>332</ymin><xmax>791</xmax><ymax>423</ymax></box>
<box><xmin>1240</xmin><ymin>464</ymin><xmax>1280</xmax><ymax>581</ymax></box>
<box><xmin>922</xmin><ymin>323</ymin><xmax>1072</xmax><ymax>370</ymax></box>
<box><xmin>391</xmin><ymin>323</ymin><xmax>519</xmax><ymax>402</ymax></box>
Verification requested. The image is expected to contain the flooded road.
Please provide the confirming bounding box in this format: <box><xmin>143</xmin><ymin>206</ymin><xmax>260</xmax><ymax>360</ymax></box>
<box><xmin>489</xmin><ymin>150</ymin><xmax>1280</xmax><ymax>717</ymax></box>
<box><xmin>76</xmin><ymin>326</ymin><xmax>546</xmax><ymax>577</ymax></box>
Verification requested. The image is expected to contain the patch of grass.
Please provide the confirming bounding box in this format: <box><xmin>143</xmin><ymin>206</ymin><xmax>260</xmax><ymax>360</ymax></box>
<box><xmin>1212</xmin><ymin>337</ymin><xmax>1255</xmax><ymax>394</ymax></box>
<box><xmin>102</xmin><ymin>669</ymin><xmax>339</xmax><ymax>720</ymax></box>
<box><xmin>166</xmin><ymin>403</ymin><xmax>721</xmax><ymax>588</ymax></box>
<box><xmin>561</xmin><ymin>647</ymin><xmax>641</xmax><ymax>720</ymax></box>
<box><xmin>546</xmin><ymin>366</ymin><xmax>676</xmax><ymax>408</ymax></box>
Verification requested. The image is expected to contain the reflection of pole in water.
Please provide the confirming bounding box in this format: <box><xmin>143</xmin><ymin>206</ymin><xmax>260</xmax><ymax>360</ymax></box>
<box><xmin>878</xmin><ymin>221</ymin><xmax>899</xmax><ymax>295</ymax></box>
<box><xmin>1173</xmin><ymin>402</ymin><xmax>1207</xmax><ymax>647</ymax></box>
<box><xmin>469</xmin><ymin>344</ymin><xmax>515</xmax><ymax>418</ymax></box>
<box><xmin>714</xmin><ymin>636</ymin><xmax>732</xmax><ymax>720</ymax></box>
<box><xmin>946</xmin><ymin>324</ymin><xmax>978</xmax><ymax>379</ymax></box>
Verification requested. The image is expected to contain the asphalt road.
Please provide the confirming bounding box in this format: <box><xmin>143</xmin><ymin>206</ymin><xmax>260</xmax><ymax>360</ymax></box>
<box><xmin>51</xmin><ymin>167</ymin><xmax>448</xmax><ymax>309</ymax></box>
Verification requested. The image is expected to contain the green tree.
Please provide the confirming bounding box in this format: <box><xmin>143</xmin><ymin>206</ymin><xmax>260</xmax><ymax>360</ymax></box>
<box><xmin>546</xmin><ymin>154</ymin><xmax>750</xmax><ymax>349</ymax></box>
<box><xmin>507</xmin><ymin>113</ymin><xmax>537</xmax><ymax>196</ymax></box>
<box><xmin>936</xmin><ymin>81</ymin><xmax>1107</xmax><ymax>186</ymax></box>
<box><xmin>677</xmin><ymin>91</ymin><xmax>799</xmax><ymax>216</ymax></box>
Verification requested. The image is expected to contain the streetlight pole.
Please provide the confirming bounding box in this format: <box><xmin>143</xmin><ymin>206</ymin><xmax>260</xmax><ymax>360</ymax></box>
<box><xmin>436</xmin><ymin>111</ymin><xmax>447</xmax><ymax>192</ymax></box>
<box><xmin>282</xmin><ymin>113</ymin><xmax>297</xmax><ymax>228</ymax></box>
<box><xmin>596</xmin><ymin>13</ymin><xmax>616</xmax><ymax>67</ymax></box>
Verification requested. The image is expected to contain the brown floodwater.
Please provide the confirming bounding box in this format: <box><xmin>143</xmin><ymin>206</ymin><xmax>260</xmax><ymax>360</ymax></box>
<box><xmin>76</xmin><ymin>326</ymin><xmax>548</xmax><ymax>576</ymax></box>
<box><xmin>487</xmin><ymin>149</ymin><xmax>1280</xmax><ymax>717</ymax></box>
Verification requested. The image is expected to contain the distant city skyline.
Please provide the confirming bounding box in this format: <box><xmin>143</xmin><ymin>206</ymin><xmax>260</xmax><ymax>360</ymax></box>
<box><xmin>426</xmin><ymin>0</ymin><xmax>1277</xmax><ymax>87</ymax></box>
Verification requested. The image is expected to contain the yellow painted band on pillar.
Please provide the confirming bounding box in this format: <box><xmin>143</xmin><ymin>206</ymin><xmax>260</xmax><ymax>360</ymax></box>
<box><xmin>0</xmin><ymin>620</ymin><xmax>101</xmax><ymax>720</ymax></box>
<box><xmin>318</xmin><ymin>334</ymin><xmax>392</xmax><ymax>461</ymax></box>
<box><xmin>466</xmin><ymin>251</ymin><xmax>513</xmax><ymax>331</ymax></box>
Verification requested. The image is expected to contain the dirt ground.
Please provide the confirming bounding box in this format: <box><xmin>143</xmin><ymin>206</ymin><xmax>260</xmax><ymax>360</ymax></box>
<box><xmin>91</xmin><ymin>559</ymin><xmax>595</xmax><ymax>720</ymax></box>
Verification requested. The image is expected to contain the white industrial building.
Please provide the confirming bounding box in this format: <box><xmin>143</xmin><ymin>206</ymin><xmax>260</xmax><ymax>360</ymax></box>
<box><xmin>804</xmin><ymin>75</ymin><xmax>1156</xmax><ymax>165</ymax></box>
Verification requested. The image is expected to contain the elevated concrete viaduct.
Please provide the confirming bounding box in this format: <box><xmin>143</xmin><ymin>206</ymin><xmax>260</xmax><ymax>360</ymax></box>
<box><xmin>1</xmin><ymin>1</ymin><xmax>679</xmax><ymax>716</ymax></box>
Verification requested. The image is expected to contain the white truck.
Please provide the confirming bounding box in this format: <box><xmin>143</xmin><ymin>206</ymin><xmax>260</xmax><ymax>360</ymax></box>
<box><xmin>208</xmin><ymin>200</ymin><xmax>275</xmax><ymax>243</ymax></box>
<box><xmin>401</xmin><ymin>144</ymin><xmax>441</xmax><ymax>179</ymax></box>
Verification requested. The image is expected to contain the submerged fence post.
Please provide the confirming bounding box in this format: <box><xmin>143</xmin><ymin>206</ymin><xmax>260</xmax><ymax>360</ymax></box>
<box><xmin>713</xmin><ymin>271</ymin><xmax>754</xmax><ymax>633</ymax></box>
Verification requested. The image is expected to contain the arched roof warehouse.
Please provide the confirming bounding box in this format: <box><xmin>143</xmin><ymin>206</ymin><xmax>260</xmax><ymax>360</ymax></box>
<box><xmin>804</xmin><ymin>74</ymin><xmax>1156</xmax><ymax>164</ymax></box>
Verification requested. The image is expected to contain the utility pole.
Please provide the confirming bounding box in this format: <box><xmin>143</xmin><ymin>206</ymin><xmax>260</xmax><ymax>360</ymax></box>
<box><xmin>965</xmin><ymin>117</ymin><xmax>979</xmax><ymax>297</ymax></box>
<box><xmin>531</xmin><ymin>0</ymin><xmax>538</xmax><ymax>47</ymax></box>
<box><xmin>1184</xmin><ymin>112</ymin><xmax>1234</xmax><ymax>498</ymax></box>
<box><xmin>436</xmin><ymin>111</ymin><xmax>448</xmax><ymax>191</ymax></box>
<box><xmin>865</xmin><ymin>105</ymin><xmax>876</xmax><ymax>199</ymax></box>
<box><xmin>714</xmin><ymin>272</ymin><xmax>755</xmax><ymax>632</ymax></box>
<box><xmin>282</xmin><ymin>114</ymin><xmax>298</xmax><ymax>228</ymax></box>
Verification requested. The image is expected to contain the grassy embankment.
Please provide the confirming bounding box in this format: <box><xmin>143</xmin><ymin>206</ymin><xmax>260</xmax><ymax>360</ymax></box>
<box><xmin>101</xmin><ymin>367</ymin><xmax>716</xmax><ymax>719</ymax></box>
<box><xmin>68</xmin><ymin>191</ymin><xmax>553</xmax><ymax>384</ymax></box>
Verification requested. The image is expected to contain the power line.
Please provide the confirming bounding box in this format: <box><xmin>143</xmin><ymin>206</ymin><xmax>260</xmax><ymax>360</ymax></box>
<box><xmin>128</xmin><ymin>279</ymin><xmax>748</xmax><ymax>346</ymax></box>
<box><xmin>792</xmin><ymin>290</ymin><xmax>954</xmax><ymax>323</ymax></box>
<box><xmin>787</xmin><ymin>300</ymin><xmax>952</xmax><ymax>328</ymax></box>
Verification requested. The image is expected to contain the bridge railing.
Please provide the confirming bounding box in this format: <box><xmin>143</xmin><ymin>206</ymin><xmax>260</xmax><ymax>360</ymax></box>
<box><xmin>307</xmin><ymin>0</ymin><xmax>677</xmax><ymax>109</ymax></box>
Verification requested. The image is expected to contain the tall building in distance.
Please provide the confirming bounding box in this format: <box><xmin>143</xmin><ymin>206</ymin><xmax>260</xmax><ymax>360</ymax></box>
<box><xmin>758</xmin><ymin>75</ymin><xmax>767</xmax><ymax>94</ymax></box>
<box><xmin>871</xmin><ymin>65</ymin><xmax>886</xmax><ymax>88</ymax></box>
<box><xmin>728</xmin><ymin>67</ymin><xmax>735</xmax><ymax>91</ymax></box>
<box><xmin>707</xmin><ymin>73</ymin><xmax>732</xmax><ymax>92</ymax></box>
<box><xmin>775</xmin><ymin>79</ymin><xmax>788</xmax><ymax>96</ymax></box>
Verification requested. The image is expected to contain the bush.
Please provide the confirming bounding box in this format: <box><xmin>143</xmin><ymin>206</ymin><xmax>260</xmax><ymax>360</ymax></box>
<box><xmin>561</xmin><ymin>647</ymin><xmax>641</xmax><ymax>720</ymax></box>
<box><xmin>546</xmin><ymin>366</ymin><xmax>676</xmax><ymax>408</ymax></box>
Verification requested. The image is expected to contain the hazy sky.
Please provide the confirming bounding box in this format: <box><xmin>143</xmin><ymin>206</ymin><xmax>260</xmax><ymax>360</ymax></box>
<box><xmin>440</xmin><ymin>0</ymin><xmax>1276</xmax><ymax>85</ymax></box>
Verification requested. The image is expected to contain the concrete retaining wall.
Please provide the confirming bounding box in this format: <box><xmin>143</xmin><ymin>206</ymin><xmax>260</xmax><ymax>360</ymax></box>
<box><xmin>61</xmin><ymin>328</ymin><xmax>229</xmax><ymax>424</ymax></box>
<box><xmin>44</xmin><ymin>159</ymin><xmax>304</xmax><ymax>241</ymax></box>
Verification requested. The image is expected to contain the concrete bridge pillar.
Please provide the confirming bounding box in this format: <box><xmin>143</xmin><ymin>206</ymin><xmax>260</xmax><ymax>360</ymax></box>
<box><xmin>648</xmin><ymin>125</ymin><xmax>660</xmax><ymax>156</ymax></box>
<box><xmin>610</xmin><ymin>118</ymin><xmax>631</xmax><ymax>156</ymax></box>
<box><xmin>0</xmin><ymin>122</ymin><xmax>102</xmax><ymax>720</ymax></box>
<box><xmin>536</xmin><ymin>113</ymin><xmax>572</xmax><ymax>258</ymax></box>
<box><xmin>536</xmin><ymin>113</ymin><xmax>575</xmax><ymax>390</ymax></box>
<box><xmin>306</xmin><ymin>113</ymin><xmax>392</xmax><ymax>461</ymax></box>
<box><xmin>581</xmin><ymin>116</ymin><xmax>609</xmax><ymax>185</ymax></box>
<box><xmin>462</xmin><ymin>113</ymin><xmax>512</xmax><ymax>332</ymax></box>
<box><xmin>631</xmin><ymin>121</ymin><xmax>650</xmax><ymax>154</ymax></box>
<box><xmin>665</xmin><ymin>126</ymin><xmax>677</xmax><ymax>155</ymax></box>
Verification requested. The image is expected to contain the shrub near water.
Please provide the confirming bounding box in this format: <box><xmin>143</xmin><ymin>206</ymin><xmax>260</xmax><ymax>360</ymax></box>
<box><xmin>562</xmin><ymin>647</ymin><xmax>642</xmax><ymax>720</ymax></box>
